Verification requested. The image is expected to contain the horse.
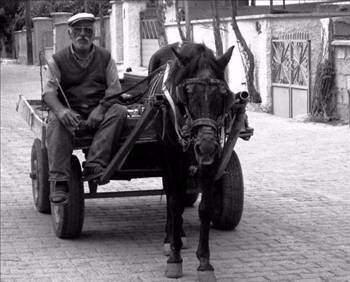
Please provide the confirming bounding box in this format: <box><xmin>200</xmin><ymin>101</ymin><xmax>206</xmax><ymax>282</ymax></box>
<box><xmin>148</xmin><ymin>42</ymin><xmax>239</xmax><ymax>281</ymax></box>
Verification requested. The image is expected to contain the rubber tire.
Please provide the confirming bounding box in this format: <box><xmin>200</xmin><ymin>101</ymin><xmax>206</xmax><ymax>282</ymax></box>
<box><xmin>31</xmin><ymin>139</ymin><xmax>50</xmax><ymax>214</ymax></box>
<box><xmin>212</xmin><ymin>151</ymin><xmax>244</xmax><ymax>230</ymax></box>
<box><xmin>51</xmin><ymin>155</ymin><xmax>84</xmax><ymax>239</ymax></box>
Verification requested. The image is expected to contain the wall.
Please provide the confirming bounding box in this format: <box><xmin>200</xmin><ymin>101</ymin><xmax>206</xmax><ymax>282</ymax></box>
<box><xmin>332</xmin><ymin>41</ymin><xmax>350</xmax><ymax>121</ymax></box>
<box><xmin>166</xmin><ymin>11</ymin><xmax>349</xmax><ymax>111</ymax></box>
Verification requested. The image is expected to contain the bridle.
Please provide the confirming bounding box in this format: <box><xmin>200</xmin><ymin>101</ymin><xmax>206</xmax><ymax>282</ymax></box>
<box><xmin>177</xmin><ymin>77</ymin><xmax>230</xmax><ymax>133</ymax></box>
<box><xmin>161</xmin><ymin>63</ymin><xmax>231</xmax><ymax>151</ymax></box>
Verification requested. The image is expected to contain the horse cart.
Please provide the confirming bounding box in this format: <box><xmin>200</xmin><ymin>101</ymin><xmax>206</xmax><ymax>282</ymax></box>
<box><xmin>16</xmin><ymin>72</ymin><xmax>253</xmax><ymax>239</ymax></box>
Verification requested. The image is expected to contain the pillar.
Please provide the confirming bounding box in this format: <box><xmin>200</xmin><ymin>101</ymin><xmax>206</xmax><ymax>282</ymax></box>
<box><xmin>32</xmin><ymin>17</ymin><xmax>53</xmax><ymax>64</ymax></box>
<box><xmin>110</xmin><ymin>1</ymin><xmax>124</xmax><ymax>63</ymax></box>
<box><xmin>122</xmin><ymin>0</ymin><xmax>146</xmax><ymax>67</ymax></box>
<box><xmin>50</xmin><ymin>12</ymin><xmax>72</xmax><ymax>53</ymax></box>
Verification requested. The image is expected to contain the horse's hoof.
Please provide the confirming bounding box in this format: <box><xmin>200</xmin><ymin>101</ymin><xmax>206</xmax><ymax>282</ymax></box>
<box><xmin>181</xmin><ymin>236</ymin><xmax>188</xmax><ymax>249</ymax></box>
<box><xmin>197</xmin><ymin>270</ymin><xmax>217</xmax><ymax>282</ymax></box>
<box><xmin>163</xmin><ymin>243</ymin><xmax>171</xmax><ymax>256</ymax></box>
<box><xmin>165</xmin><ymin>262</ymin><xmax>183</xmax><ymax>278</ymax></box>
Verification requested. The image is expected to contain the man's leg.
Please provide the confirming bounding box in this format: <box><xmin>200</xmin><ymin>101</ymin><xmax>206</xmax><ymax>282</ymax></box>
<box><xmin>46</xmin><ymin>112</ymin><xmax>74</xmax><ymax>204</ymax></box>
<box><xmin>83</xmin><ymin>104</ymin><xmax>128</xmax><ymax>180</ymax></box>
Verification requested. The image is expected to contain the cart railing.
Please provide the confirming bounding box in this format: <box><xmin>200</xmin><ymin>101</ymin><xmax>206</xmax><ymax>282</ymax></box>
<box><xmin>16</xmin><ymin>95</ymin><xmax>46</xmax><ymax>139</ymax></box>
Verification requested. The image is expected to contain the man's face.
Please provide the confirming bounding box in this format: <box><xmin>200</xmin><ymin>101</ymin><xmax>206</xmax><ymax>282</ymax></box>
<box><xmin>69</xmin><ymin>21</ymin><xmax>94</xmax><ymax>52</ymax></box>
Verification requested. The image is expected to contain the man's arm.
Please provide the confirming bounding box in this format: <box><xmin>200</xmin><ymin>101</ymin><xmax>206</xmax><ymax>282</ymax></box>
<box><xmin>105</xmin><ymin>57</ymin><xmax>122</xmax><ymax>99</ymax></box>
<box><xmin>43</xmin><ymin>60</ymin><xmax>80</xmax><ymax>131</ymax></box>
<box><xmin>86</xmin><ymin>57</ymin><xmax>121</xmax><ymax>128</ymax></box>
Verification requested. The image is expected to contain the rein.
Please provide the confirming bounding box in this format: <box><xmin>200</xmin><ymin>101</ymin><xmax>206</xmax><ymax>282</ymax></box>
<box><xmin>101</xmin><ymin>64</ymin><xmax>167</xmax><ymax>106</ymax></box>
<box><xmin>161</xmin><ymin>63</ymin><xmax>188</xmax><ymax>148</ymax></box>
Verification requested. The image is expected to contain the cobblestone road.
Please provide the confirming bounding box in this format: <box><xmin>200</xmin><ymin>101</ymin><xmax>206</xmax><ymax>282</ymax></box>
<box><xmin>1</xmin><ymin>63</ymin><xmax>350</xmax><ymax>281</ymax></box>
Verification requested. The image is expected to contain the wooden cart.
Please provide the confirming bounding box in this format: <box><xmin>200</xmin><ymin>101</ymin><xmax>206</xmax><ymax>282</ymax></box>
<box><xmin>16</xmin><ymin>74</ymin><xmax>253</xmax><ymax>238</ymax></box>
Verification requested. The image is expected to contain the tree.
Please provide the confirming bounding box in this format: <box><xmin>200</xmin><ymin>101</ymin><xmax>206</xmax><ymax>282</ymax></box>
<box><xmin>174</xmin><ymin>0</ymin><xmax>191</xmax><ymax>43</ymax></box>
<box><xmin>25</xmin><ymin>0</ymin><xmax>33</xmax><ymax>65</ymax></box>
<box><xmin>230</xmin><ymin>0</ymin><xmax>261</xmax><ymax>103</ymax></box>
<box><xmin>0</xmin><ymin>0</ymin><xmax>21</xmax><ymax>57</ymax></box>
<box><xmin>211</xmin><ymin>0</ymin><xmax>223</xmax><ymax>56</ymax></box>
<box><xmin>155</xmin><ymin>0</ymin><xmax>169</xmax><ymax>47</ymax></box>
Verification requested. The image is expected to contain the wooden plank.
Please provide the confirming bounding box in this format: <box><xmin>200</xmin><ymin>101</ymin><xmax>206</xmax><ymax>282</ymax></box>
<box><xmin>16</xmin><ymin>95</ymin><xmax>45</xmax><ymax>139</ymax></box>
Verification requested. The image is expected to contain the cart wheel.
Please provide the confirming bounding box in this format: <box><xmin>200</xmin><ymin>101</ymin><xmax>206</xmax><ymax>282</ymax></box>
<box><xmin>51</xmin><ymin>155</ymin><xmax>84</xmax><ymax>239</ymax></box>
<box><xmin>30</xmin><ymin>139</ymin><xmax>50</xmax><ymax>214</ymax></box>
<box><xmin>212</xmin><ymin>151</ymin><xmax>244</xmax><ymax>230</ymax></box>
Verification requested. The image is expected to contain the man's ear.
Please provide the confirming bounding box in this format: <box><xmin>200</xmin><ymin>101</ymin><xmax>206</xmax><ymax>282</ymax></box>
<box><xmin>67</xmin><ymin>27</ymin><xmax>73</xmax><ymax>39</ymax></box>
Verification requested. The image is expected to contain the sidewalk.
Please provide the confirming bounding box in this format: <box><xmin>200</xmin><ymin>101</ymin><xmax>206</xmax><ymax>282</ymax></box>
<box><xmin>1</xmin><ymin>64</ymin><xmax>350</xmax><ymax>281</ymax></box>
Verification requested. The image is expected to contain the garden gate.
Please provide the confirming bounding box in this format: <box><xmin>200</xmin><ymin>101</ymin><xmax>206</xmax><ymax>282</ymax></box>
<box><xmin>271</xmin><ymin>33</ymin><xmax>311</xmax><ymax>118</ymax></box>
<box><xmin>140</xmin><ymin>15</ymin><xmax>159</xmax><ymax>67</ymax></box>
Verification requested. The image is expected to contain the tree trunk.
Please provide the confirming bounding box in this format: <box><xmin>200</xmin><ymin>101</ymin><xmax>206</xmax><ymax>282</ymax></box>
<box><xmin>175</xmin><ymin>0</ymin><xmax>186</xmax><ymax>42</ymax></box>
<box><xmin>211</xmin><ymin>0</ymin><xmax>223</xmax><ymax>56</ymax></box>
<box><xmin>230</xmin><ymin>0</ymin><xmax>261</xmax><ymax>103</ymax></box>
<box><xmin>184</xmin><ymin>0</ymin><xmax>192</xmax><ymax>41</ymax></box>
<box><xmin>156</xmin><ymin>1</ymin><xmax>168</xmax><ymax>47</ymax></box>
<box><xmin>25</xmin><ymin>0</ymin><xmax>33</xmax><ymax>65</ymax></box>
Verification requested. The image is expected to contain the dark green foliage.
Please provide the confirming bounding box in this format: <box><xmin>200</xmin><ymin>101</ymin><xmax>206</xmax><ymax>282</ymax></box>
<box><xmin>0</xmin><ymin>0</ymin><xmax>110</xmax><ymax>57</ymax></box>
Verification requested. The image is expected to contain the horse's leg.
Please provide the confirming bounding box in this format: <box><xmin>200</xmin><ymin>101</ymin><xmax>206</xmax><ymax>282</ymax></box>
<box><xmin>164</xmin><ymin>169</ymin><xmax>185</xmax><ymax>278</ymax></box>
<box><xmin>164</xmin><ymin>192</ymin><xmax>188</xmax><ymax>256</ymax></box>
<box><xmin>196</xmin><ymin>174</ymin><xmax>216</xmax><ymax>281</ymax></box>
<box><xmin>163</xmin><ymin>194</ymin><xmax>171</xmax><ymax>255</ymax></box>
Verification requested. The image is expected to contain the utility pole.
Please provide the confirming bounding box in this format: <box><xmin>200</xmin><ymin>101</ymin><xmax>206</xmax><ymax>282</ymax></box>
<box><xmin>25</xmin><ymin>0</ymin><xmax>33</xmax><ymax>65</ymax></box>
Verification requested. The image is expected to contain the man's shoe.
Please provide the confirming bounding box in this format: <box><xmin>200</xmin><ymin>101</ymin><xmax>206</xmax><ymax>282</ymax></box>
<box><xmin>82</xmin><ymin>165</ymin><xmax>104</xmax><ymax>182</ymax></box>
<box><xmin>50</xmin><ymin>182</ymin><xmax>69</xmax><ymax>205</ymax></box>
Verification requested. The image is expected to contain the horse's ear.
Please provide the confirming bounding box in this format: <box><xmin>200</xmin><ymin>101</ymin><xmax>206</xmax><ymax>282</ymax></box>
<box><xmin>171</xmin><ymin>47</ymin><xmax>186</xmax><ymax>67</ymax></box>
<box><xmin>217</xmin><ymin>46</ymin><xmax>234</xmax><ymax>69</ymax></box>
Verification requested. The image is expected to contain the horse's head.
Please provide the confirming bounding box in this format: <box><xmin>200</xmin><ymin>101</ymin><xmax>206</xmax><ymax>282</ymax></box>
<box><xmin>168</xmin><ymin>43</ymin><xmax>234</xmax><ymax>166</ymax></box>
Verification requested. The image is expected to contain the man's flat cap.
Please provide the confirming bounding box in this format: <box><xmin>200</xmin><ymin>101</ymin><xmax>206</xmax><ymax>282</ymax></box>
<box><xmin>67</xmin><ymin>13</ymin><xmax>95</xmax><ymax>26</ymax></box>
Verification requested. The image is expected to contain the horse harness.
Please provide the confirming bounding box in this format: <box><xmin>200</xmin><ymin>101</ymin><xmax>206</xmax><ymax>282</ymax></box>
<box><xmin>160</xmin><ymin>63</ymin><xmax>231</xmax><ymax>151</ymax></box>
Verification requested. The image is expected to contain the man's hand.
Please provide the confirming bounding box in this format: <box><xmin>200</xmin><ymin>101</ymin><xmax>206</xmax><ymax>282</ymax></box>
<box><xmin>86</xmin><ymin>105</ymin><xmax>106</xmax><ymax>129</ymax></box>
<box><xmin>56</xmin><ymin>108</ymin><xmax>81</xmax><ymax>134</ymax></box>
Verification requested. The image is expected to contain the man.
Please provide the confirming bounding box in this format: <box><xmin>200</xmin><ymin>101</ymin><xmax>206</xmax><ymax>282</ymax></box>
<box><xmin>43</xmin><ymin>13</ymin><xmax>127</xmax><ymax>204</ymax></box>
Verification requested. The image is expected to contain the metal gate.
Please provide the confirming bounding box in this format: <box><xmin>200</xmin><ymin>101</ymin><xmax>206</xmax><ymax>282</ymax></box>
<box><xmin>140</xmin><ymin>18</ymin><xmax>160</xmax><ymax>67</ymax></box>
<box><xmin>271</xmin><ymin>33</ymin><xmax>311</xmax><ymax>118</ymax></box>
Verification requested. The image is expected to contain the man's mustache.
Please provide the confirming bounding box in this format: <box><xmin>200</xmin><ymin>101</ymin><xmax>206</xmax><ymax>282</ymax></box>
<box><xmin>77</xmin><ymin>37</ymin><xmax>89</xmax><ymax>41</ymax></box>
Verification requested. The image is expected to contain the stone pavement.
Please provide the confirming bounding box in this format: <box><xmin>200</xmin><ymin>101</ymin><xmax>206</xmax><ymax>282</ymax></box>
<box><xmin>1</xmin><ymin>63</ymin><xmax>350</xmax><ymax>282</ymax></box>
